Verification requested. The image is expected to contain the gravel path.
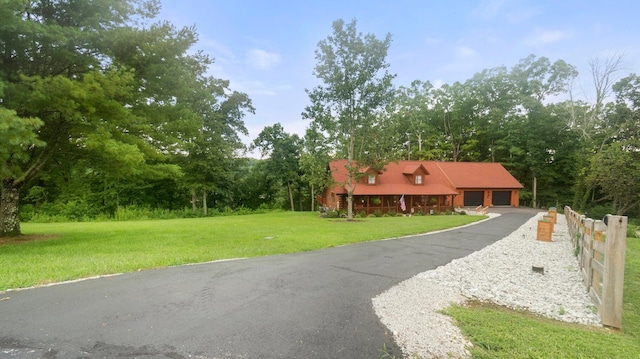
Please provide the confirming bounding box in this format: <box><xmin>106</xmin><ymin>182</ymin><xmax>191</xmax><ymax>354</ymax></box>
<box><xmin>372</xmin><ymin>212</ymin><xmax>601</xmax><ymax>359</ymax></box>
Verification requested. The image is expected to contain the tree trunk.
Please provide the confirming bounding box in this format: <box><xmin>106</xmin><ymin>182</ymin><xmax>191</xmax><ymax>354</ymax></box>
<box><xmin>310</xmin><ymin>184</ymin><xmax>315</xmax><ymax>211</ymax></box>
<box><xmin>202</xmin><ymin>190</ymin><xmax>208</xmax><ymax>216</ymax></box>
<box><xmin>532</xmin><ymin>175</ymin><xmax>538</xmax><ymax>208</ymax></box>
<box><xmin>191</xmin><ymin>189</ymin><xmax>197</xmax><ymax>213</ymax></box>
<box><xmin>287</xmin><ymin>182</ymin><xmax>294</xmax><ymax>211</ymax></box>
<box><xmin>1</xmin><ymin>181</ymin><xmax>21</xmax><ymax>237</ymax></box>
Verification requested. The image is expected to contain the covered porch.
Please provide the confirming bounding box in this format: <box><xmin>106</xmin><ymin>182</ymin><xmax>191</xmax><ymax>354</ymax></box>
<box><xmin>348</xmin><ymin>194</ymin><xmax>455</xmax><ymax>215</ymax></box>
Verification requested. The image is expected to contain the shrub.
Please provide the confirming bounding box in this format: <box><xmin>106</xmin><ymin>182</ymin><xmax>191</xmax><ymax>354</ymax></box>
<box><xmin>584</xmin><ymin>205</ymin><xmax>613</xmax><ymax>221</ymax></box>
<box><xmin>325</xmin><ymin>210</ymin><xmax>341</xmax><ymax>218</ymax></box>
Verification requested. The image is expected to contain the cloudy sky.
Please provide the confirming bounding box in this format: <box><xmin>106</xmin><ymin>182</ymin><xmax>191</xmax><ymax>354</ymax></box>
<box><xmin>158</xmin><ymin>0</ymin><xmax>640</xmax><ymax>155</ymax></box>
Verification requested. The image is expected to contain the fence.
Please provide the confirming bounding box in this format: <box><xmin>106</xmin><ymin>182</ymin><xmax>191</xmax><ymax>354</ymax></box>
<box><xmin>564</xmin><ymin>206</ymin><xmax>628</xmax><ymax>329</ymax></box>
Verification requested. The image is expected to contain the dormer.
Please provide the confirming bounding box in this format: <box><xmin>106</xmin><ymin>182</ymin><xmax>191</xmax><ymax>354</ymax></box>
<box><xmin>402</xmin><ymin>164</ymin><xmax>429</xmax><ymax>185</ymax></box>
<box><xmin>360</xmin><ymin>167</ymin><xmax>382</xmax><ymax>185</ymax></box>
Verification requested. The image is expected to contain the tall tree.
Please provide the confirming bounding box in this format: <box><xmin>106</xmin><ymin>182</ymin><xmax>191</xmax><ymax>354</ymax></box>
<box><xmin>585</xmin><ymin>73</ymin><xmax>640</xmax><ymax>216</ymax></box>
<box><xmin>0</xmin><ymin>0</ymin><xmax>244</xmax><ymax>235</ymax></box>
<box><xmin>251</xmin><ymin>124</ymin><xmax>302</xmax><ymax>211</ymax></box>
<box><xmin>179</xmin><ymin>81</ymin><xmax>253</xmax><ymax>215</ymax></box>
<box><xmin>303</xmin><ymin>18</ymin><xmax>396</xmax><ymax>219</ymax></box>
<box><xmin>392</xmin><ymin>80</ymin><xmax>447</xmax><ymax>160</ymax></box>
<box><xmin>300</xmin><ymin>122</ymin><xmax>332</xmax><ymax>211</ymax></box>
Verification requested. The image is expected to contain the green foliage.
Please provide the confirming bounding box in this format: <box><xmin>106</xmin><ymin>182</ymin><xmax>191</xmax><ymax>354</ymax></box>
<box><xmin>251</xmin><ymin>124</ymin><xmax>302</xmax><ymax>211</ymax></box>
<box><xmin>303</xmin><ymin>18</ymin><xmax>396</xmax><ymax>219</ymax></box>
<box><xmin>586</xmin><ymin>140</ymin><xmax>640</xmax><ymax>215</ymax></box>
<box><xmin>324</xmin><ymin>209</ymin><xmax>343</xmax><ymax>218</ymax></box>
<box><xmin>0</xmin><ymin>0</ymin><xmax>251</xmax><ymax>236</ymax></box>
<box><xmin>22</xmin><ymin>204</ymin><xmax>269</xmax><ymax>223</ymax></box>
<box><xmin>584</xmin><ymin>204</ymin><xmax>614</xmax><ymax>220</ymax></box>
<box><xmin>0</xmin><ymin>108</ymin><xmax>45</xmax><ymax>179</ymax></box>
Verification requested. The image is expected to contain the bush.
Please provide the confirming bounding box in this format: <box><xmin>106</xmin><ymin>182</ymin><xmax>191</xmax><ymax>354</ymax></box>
<box><xmin>584</xmin><ymin>205</ymin><xmax>613</xmax><ymax>221</ymax></box>
<box><xmin>325</xmin><ymin>210</ymin><xmax>341</xmax><ymax>218</ymax></box>
<box><xmin>20</xmin><ymin>204</ymin><xmax>35</xmax><ymax>222</ymax></box>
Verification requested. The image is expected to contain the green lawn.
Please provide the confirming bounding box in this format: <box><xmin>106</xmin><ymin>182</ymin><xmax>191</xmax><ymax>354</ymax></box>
<box><xmin>0</xmin><ymin>211</ymin><xmax>484</xmax><ymax>291</ymax></box>
<box><xmin>444</xmin><ymin>236</ymin><xmax>640</xmax><ymax>359</ymax></box>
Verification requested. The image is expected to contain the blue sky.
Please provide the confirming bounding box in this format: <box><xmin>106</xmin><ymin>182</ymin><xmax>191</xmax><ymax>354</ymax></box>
<box><xmin>158</xmin><ymin>0</ymin><xmax>640</xmax><ymax>155</ymax></box>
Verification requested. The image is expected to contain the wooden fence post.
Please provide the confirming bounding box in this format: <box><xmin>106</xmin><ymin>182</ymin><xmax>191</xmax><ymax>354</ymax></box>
<box><xmin>600</xmin><ymin>215</ymin><xmax>627</xmax><ymax>328</ymax></box>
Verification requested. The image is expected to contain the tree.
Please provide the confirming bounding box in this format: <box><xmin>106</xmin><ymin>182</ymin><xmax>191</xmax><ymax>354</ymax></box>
<box><xmin>0</xmin><ymin>1</ymin><xmax>244</xmax><ymax>235</ymax></box>
<box><xmin>585</xmin><ymin>73</ymin><xmax>640</xmax><ymax>215</ymax></box>
<box><xmin>0</xmin><ymin>108</ymin><xmax>45</xmax><ymax>235</ymax></box>
<box><xmin>569</xmin><ymin>56</ymin><xmax>629</xmax><ymax>212</ymax></box>
<box><xmin>179</xmin><ymin>81</ymin><xmax>253</xmax><ymax>215</ymax></box>
<box><xmin>300</xmin><ymin>122</ymin><xmax>332</xmax><ymax>211</ymax></box>
<box><xmin>587</xmin><ymin>140</ymin><xmax>640</xmax><ymax>215</ymax></box>
<box><xmin>392</xmin><ymin>80</ymin><xmax>447</xmax><ymax>160</ymax></box>
<box><xmin>251</xmin><ymin>124</ymin><xmax>302</xmax><ymax>211</ymax></box>
<box><xmin>303</xmin><ymin>19</ymin><xmax>396</xmax><ymax>219</ymax></box>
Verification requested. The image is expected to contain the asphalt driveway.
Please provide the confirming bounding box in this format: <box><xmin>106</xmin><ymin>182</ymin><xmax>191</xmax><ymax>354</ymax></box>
<box><xmin>0</xmin><ymin>208</ymin><xmax>537</xmax><ymax>359</ymax></box>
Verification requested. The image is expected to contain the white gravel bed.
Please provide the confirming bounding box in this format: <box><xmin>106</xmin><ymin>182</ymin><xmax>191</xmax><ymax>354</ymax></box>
<box><xmin>372</xmin><ymin>212</ymin><xmax>601</xmax><ymax>359</ymax></box>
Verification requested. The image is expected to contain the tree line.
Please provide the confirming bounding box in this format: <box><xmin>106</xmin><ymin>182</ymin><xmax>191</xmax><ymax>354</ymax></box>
<box><xmin>1</xmin><ymin>3</ymin><xmax>638</xmax><ymax>236</ymax></box>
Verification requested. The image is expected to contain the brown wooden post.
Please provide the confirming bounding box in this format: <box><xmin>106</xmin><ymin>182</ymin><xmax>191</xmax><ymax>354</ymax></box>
<box><xmin>601</xmin><ymin>215</ymin><xmax>627</xmax><ymax>329</ymax></box>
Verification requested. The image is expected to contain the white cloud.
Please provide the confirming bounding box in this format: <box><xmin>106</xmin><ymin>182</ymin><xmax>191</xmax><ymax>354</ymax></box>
<box><xmin>456</xmin><ymin>46</ymin><xmax>477</xmax><ymax>58</ymax></box>
<box><xmin>199</xmin><ymin>37</ymin><xmax>235</xmax><ymax>61</ymax></box>
<box><xmin>526</xmin><ymin>29</ymin><xmax>570</xmax><ymax>46</ymax></box>
<box><xmin>246</xmin><ymin>49</ymin><xmax>281</xmax><ymax>70</ymax></box>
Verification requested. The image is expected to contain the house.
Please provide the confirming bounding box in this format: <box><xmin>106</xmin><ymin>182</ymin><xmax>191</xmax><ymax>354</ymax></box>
<box><xmin>320</xmin><ymin>160</ymin><xmax>523</xmax><ymax>215</ymax></box>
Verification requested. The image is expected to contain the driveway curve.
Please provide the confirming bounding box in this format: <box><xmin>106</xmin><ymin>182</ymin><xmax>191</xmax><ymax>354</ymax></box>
<box><xmin>0</xmin><ymin>208</ymin><xmax>537</xmax><ymax>359</ymax></box>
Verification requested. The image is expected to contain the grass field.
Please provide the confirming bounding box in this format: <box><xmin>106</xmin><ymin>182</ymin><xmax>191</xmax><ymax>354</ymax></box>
<box><xmin>0</xmin><ymin>211</ymin><xmax>484</xmax><ymax>291</ymax></box>
<box><xmin>444</xmin><ymin>236</ymin><xmax>640</xmax><ymax>359</ymax></box>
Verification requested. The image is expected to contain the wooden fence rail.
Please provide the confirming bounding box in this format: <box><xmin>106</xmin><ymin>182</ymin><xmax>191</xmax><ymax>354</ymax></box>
<box><xmin>564</xmin><ymin>206</ymin><xmax>628</xmax><ymax>329</ymax></box>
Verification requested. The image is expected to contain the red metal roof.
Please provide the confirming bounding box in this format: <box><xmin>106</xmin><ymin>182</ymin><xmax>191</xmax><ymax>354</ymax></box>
<box><xmin>435</xmin><ymin>162</ymin><xmax>523</xmax><ymax>189</ymax></box>
<box><xmin>327</xmin><ymin>160</ymin><xmax>523</xmax><ymax>195</ymax></box>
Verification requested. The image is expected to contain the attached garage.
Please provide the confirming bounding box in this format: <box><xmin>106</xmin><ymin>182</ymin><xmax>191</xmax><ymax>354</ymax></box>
<box><xmin>463</xmin><ymin>191</ymin><xmax>484</xmax><ymax>206</ymax></box>
<box><xmin>492</xmin><ymin>191</ymin><xmax>512</xmax><ymax>206</ymax></box>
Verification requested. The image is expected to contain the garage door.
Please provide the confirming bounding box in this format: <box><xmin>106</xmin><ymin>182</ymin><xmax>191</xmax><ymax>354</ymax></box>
<box><xmin>492</xmin><ymin>191</ymin><xmax>512</xmax><ymax>206</ymax></box>
<box><xmin>463</xmin><ymin>191</ymin><xmax>484</xmax><ymax>206</ymax></box>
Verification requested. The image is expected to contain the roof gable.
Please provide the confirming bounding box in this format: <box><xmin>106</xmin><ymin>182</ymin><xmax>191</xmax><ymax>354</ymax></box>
<box><xmin>402</xmin><ymin>164</ymin><xmax>429</xmax><ymax>175</ymax></box>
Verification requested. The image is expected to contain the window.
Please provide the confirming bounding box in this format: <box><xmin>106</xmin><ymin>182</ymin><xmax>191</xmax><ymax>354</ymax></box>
<box><xmin>415</xmin><ymin>175</ymin><xmax>422</xmax><ymax>184</ymax></box>
<box><xmin>368</xmin><ymin>175</ymin><xmax>376</xmax><ymax>184</ymax></box>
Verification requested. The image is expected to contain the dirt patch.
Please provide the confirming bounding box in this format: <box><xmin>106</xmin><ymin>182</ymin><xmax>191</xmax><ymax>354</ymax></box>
<box><xmin>0</xmin><ymin>234</ymin><xmax>60</xmax><ymax>246</ymax></box>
